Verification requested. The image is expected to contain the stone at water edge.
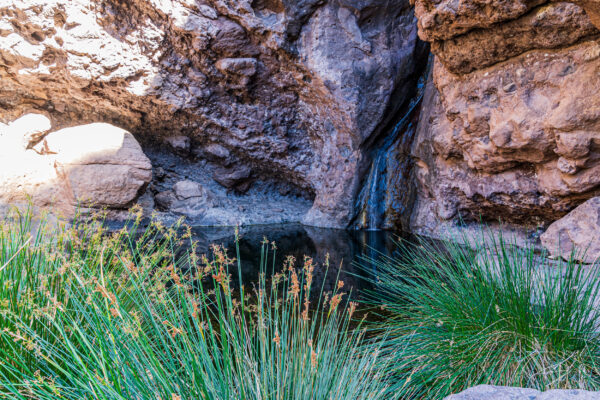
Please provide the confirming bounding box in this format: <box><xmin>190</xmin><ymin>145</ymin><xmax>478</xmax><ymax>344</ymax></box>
<box><xmin>156</xmin><ymin>180</ymin><xmax>219</xmax><ymax>218</ymax></box>
<box><xmin>541</xmin><ymin>197</ymin><xmax>600</xmax><ymax>264</ymax></box>
<box><xmin>444</xmin><ymin>385</ymin><xmax>599</xmax><ymax>399</ymax></box>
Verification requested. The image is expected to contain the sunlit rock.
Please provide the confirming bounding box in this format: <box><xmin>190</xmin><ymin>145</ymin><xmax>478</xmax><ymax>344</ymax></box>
<box><xmin>0</xmin><ymin>120</ymin><xmax>151</xmax><ymax>217</ymax></box>
<box><xmin>0</xmin><ymin>113</ymin><xmax>51</xmax><ymax>151</ymax></box>
<box><xmin>43</xmin><ymin>123</ymin><xmax>152</xmax><ymax>209</ymax></box>
<box><xmin>0</xmin><ymin>0</ymin><xmax>422</xmax><ymax>228</ymax></box>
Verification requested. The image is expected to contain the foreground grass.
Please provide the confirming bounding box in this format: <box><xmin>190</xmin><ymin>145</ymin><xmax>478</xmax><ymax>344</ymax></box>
<box><xmin>3</xmin><ymin>207</ymin><xmax>600</xmax><ymax>400</ymax></box>
<box><xmin>365</xmin><ymin>234</ymin><xmax>600</xmax><ymax>398</ymax></box>
<box><xmin>0</xmin><ymin>209</ymin><xmax>390</xmax><ymax>399</ymax></box>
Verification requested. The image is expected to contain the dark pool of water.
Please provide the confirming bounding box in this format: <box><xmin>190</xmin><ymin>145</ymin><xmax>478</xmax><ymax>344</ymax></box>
<box><xmin>188</xmin><ymin>224</ymin><xmax>404</xmax><ymax>300</ymax></box>
<box><xmin>105</xmin><ymin>218</ymin><xmax>405</xmax><ymax>301</ymax></box>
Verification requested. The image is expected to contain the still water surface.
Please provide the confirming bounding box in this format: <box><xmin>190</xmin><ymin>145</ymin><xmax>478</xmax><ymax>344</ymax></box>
<box><xmin>188</xmin><ymin>223</ymin><xmax>403</xmax><ymax>300</ymax></box>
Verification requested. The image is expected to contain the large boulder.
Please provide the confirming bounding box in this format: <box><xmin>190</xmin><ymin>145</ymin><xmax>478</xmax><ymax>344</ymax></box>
<box><xmin>0</xmin><ymin>0</ymin><xmax>423</xmax><ymax>228</ymax></box>
<box><xmin>43</xmin><ymin>123</ymin><xmax>153</xmax><ymax>209</ymax></box>
<box><xmin>541</xmin><ymin>197</ymin><xmax>600</xmax><ymax>263</ymax></box>
<box><xmin>0</xmin><ymin>119</ymin><xmax>152</xmax><ymax>217</ymax></box>
<box><xmin>445</xmin><ymin>385</ymin><xmax>598</xmax><ymax>399</ymax></box>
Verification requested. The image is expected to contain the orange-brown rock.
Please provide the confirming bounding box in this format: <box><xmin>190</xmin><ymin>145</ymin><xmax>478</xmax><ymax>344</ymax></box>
<box><xmin>411</xmin><ymin>0</ymin><xmax>600</xmax><ymax>41</ymax></box>
<box><xmin>410</xmin><ymin>0</ymin><xmax>600</xmax><ymax>233</ymax></box>
<box><xmin>432</xmin><ymin>3</ymin><xmax>598</xmax><ymax>73</ymax></box>
<box><xmin>574</xmin><ymin>0</ymin><xmax>600</xmax><ymax>26</ymax></box>
<box><xmin>412</xmin><ymin>1</ymin><xmax>600</xmax><ymax>74</ymax></box>
<box><xmin>410</xmin><ymin>0</ymin><xmax>547</xmax><ymax>41</ymax></box>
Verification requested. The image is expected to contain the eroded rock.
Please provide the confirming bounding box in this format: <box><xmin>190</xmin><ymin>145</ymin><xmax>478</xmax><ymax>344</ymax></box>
<box><xmin>410</xmin><ymin>0</ymin><xmax>600</xmax><ymax>234</ymax></box>
<box><xmin>202</xmin><ymin>143</ymin><xmax>231</xmax><ymax>163</ymax></box>
<box><xmin>0</xmin><ymin>0</ymin><xmax>422</xmax><ymax>228</ymax></box>
<box><xmin>410</xmin><ymin>0</ymin><xmax>547</xmax><ymax>41</ymax></box>
<box><xmin>165</xmin><ymin>136</ymin><xmax>191</xmax><ymax>154</ymax></box>
<box><xmin>541</xmin><ymin>197</ymin><xmax>600</xmax><ymax>263</ymax></box>
<box><xmin>574</xmin><ymin>0</ymin><xmax>600</xmax><ymax>27</ymax></box>
<box><xmin>432</xmin><ymin>2</ymin><xmax>598</xmax><ymax>74</ymax></box>
<box><xmin>213</xmin><ymin>165</ymin><xmax>253</xmax><ymax>193</ymax></box>
<box><xmin>215</xmin><ymin>57</ymin><xmax>258</xmax><ymax>88</ymax></box>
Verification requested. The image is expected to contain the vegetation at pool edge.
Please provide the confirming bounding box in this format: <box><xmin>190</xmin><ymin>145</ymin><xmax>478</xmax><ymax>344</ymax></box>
<box><xmin>360</xmin><ymin>232</ymin><xmax>600</xmax><ymax>398</ymax></box>
<box><xmin>0</xmin><ymin>208</ymin><xmax>390</xmax><ymax>399</ymax></box>
<box><xmin>1</xmin><ymin>207</ymin><xmax>600</xmax><ymax>399</ymax></box>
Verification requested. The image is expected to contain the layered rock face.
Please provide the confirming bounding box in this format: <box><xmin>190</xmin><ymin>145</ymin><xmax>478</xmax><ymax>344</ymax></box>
<box><xmin>410</xmin><ymin>0</ymin><xmax>600</xmax><ymax>235</ymax></box>
<box><xmin>0</xmin><ymin>0</ymin><xmax>423</xmax><ymax>228</ymax></box>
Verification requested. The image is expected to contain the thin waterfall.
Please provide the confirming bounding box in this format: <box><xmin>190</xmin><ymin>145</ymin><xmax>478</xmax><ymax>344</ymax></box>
<box><xmin>351</xmin><ymin>63</ymin><xmax>430</xmax><ymax>231</ymax></box>
<box><xmin>367</xmin><ymin>155</ymin><xmax>383</xmax><ymax>230</ymax></box>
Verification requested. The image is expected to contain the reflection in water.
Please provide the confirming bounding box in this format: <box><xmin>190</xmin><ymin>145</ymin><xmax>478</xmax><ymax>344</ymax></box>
<box><xmin>189</xmin><ymin>224</ymin><xmax>403</xmax><ymax>299</ymax></box>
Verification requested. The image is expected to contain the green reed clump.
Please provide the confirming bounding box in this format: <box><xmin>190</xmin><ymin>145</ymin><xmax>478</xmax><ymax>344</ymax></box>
<box><xmin>364</xmin><ymin>233</ymin><xmax>600</xmax><ymax>399</ymax></box>
<box><xmin>0</xmin><ymin>207</ymin><xmax>390</xmax><ymax>399</ymax></box>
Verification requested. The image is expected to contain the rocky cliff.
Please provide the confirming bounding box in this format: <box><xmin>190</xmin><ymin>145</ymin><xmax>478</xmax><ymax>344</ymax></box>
<box><xmin>0</xmin><ymin>0</ymin><xmax>425</xmax><ymax>227</ymax></box>
<box><xmin>3</xmin><ymin>0</ymin><xmax>600</xmax><ymax>241</ymax></box>
<box><xmin>410</xmin><ymin>0</ymin><xmax>600</xmax><ymax>242</ymax></box>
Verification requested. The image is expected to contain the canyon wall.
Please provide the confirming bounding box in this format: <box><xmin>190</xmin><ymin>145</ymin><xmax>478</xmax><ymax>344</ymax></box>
<box><xmin>3</xmin><ymin>0</ymin><xmax>600</xmax><ymax>237</ymax></box>
<box><xmin>0</xmin><ymin>0</ymin><xmax>424</xmax><ymax>227</ymax></box>
<box><xmin>410</xmin><ymin>0</ymin><xmax>600</xmax><ymax>240</ymax></box>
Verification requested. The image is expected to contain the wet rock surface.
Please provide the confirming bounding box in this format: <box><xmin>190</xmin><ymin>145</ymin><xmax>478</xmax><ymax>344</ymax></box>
<box><xmin>0</xmin><ymin>0</ymin><xmax>423</xmax><ymax>228</ymax></box>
